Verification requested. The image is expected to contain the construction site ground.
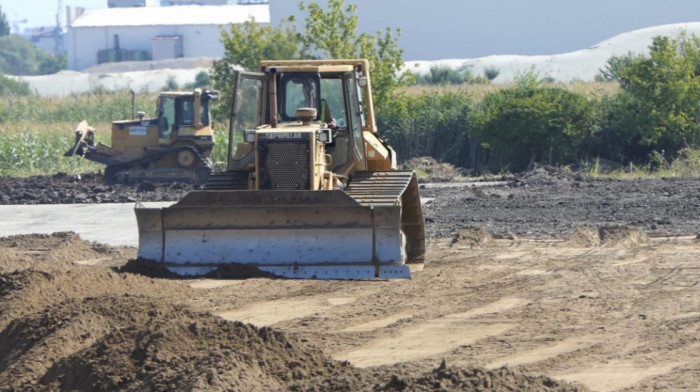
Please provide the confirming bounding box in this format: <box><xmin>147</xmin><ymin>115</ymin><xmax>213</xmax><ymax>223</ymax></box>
<box><xmin>0</xmin><ymin>167</ymin><xmax>698</xmax><ymax>391</ymax></box>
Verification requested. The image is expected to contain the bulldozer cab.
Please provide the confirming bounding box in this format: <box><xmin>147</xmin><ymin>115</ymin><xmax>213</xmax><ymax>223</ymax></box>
<box><xmin>227</xmin><ymin>60</ymin><xmax>384</xmax><ymax>179</ymax></box>
<box><xmin>156</xmin><ymin>91</ymin><xmax>216</xmax><ymax>142</ymax></box>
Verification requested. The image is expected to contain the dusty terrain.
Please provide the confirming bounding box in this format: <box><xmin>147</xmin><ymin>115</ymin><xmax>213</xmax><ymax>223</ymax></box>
<box><xmin>1</xmin><ymin>168</ymin><xmax>699</xmax><ymax>391</ymax></box>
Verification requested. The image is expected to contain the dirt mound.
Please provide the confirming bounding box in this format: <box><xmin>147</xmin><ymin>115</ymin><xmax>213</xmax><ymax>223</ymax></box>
<box><xmin>402</xmin><ymin>156</ymin><xmax>467</xmax><ymax>182</ymax></box>
<box><xmin>0</xmin><ymin>295</ymin><xmax>340</xmax><ymax>391</ymax></box>
<box><xmin>451</xmin><ymin>227</ymin><xmax>494</xmax><ymax>247</ymax></box>
<box><xmin>0</xmin><ymin>173</ymin><xmax>195</xmax><ymax>204</ymax></box>
<box><xmin>0</xmin><ymin>232</ymin><xmax>115</xmax><ymax>269</ymax></box>
<box><xmin>566</xmin><ymin>225</ymin><xmax>649</xmax><ymax>248</ymax></box>
<box><xmin>373</xmin><ymin>363</ymin><xmax>587</xmax><ymax>392</ymax></box>
<box><xmin>0</xmin><ymin>233</ymin><xmax>591</xmax><ymax>392</ymax></box>
<box><xmin>513</xmin><ymin>165</ymin><xmax>583</xmax><ymax>186</ymax></box>
<box><xmin>287</xmin><ymin>362</ymin><xmax>588</xmax><ymax>391</ymax></box>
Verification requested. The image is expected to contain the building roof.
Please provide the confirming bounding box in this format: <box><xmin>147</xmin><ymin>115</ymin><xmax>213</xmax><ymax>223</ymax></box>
<box><xmin>70</xmin><ymin>4</ymin><xmax>269</xmax><ymax>28</ymax></box>
<box><xmin>31</xmin><ymin>26</ymin><xmax>62</xmax><ymax>38</ymax></box>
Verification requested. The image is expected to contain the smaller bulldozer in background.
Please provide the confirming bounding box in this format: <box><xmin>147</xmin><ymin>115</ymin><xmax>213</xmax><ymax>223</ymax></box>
<box><xmin>65</xmin><ymin>89</ymin><xmax>219</xmax><ymax>184</ymax></box>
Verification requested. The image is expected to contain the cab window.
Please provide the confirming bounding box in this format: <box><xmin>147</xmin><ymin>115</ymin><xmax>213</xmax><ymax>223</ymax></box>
<box><xmin>320</xmin><ymin>77</ymin><xmax>347</xmax><ymax>127</ymax></box>
<box><xmin>200</xmin><ymin>100</ymin><xmax>210</xmax><ymax>126</ymax></box>
<box><xmin>280</xmin><ymin>73</ymin><xmax>320</xmax><ymax>121</ymax></box>
<box><xmin>177</xmin><ymin>98</ymin><xmax>195</xmax><ymax>126</ymax></box>
<box><xmin>158</xmin><ymin>97</ymin><xmax>175</xmax><ymax>138</ymax></box>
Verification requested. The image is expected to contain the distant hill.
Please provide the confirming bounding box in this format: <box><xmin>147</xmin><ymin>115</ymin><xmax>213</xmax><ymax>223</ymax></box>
<box><xmin>17</xmin><ymin>22</ymin><xmax>700</xmax><ymax>96</ymax></box>
<box><xmin>405</xmin><ymin>22</ymin><xmax>700</xmax><ymax>83</ymax></box>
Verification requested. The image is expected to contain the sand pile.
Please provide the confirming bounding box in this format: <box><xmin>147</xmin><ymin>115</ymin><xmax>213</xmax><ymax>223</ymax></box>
<box><xmin>566</xmin><ymin>225</ymin><xmax>649</xmax><ymax>248</ymax></box>
<box><xmin>451</xmin><ymin>227</ymin><xmax>494</xmax><ymax>248</ymax></box>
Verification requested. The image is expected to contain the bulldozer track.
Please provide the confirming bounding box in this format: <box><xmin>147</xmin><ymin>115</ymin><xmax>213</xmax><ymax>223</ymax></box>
<box><xmin>105</xmin><ymin>145</ymin><xmax>211</xmax><ymax>183</ymax></box>
<box><xmin>203</xmin><ymin>171</ymin><xmax>250</xmax><ymax>190</ymax></box>
<box><xmin>345</xmin><ymin>171</ymin><xmax>416</xmax><ymax>206</ymax></box>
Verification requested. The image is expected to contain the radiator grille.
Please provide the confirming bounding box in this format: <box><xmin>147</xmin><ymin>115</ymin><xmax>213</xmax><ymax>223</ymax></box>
<box><xmin>258</xmin><ymin>140</ymin><xmax>311</xmax><ymax>190</ymax></box>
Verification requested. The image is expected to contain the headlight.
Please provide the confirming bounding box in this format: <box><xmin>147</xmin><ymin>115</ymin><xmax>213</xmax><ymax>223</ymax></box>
<box><xmin>316</xmin><ymin>128</ymin><xmax>332</xmax><ymax>144</ymax></box>
<box><xmin>244</xmin><ymin>130</ymin><xmax>256</xmax><ymax>143</ymax></box>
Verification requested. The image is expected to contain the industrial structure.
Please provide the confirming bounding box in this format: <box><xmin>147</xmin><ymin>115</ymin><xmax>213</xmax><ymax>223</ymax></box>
<box><xmin>66</xmin><ymin>2</ymin><xmax>269</xmax><ymax>70</ymax></box>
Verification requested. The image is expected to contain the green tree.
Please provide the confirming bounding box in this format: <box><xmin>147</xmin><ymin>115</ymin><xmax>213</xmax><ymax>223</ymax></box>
<box><xmin>214</xmin><ymin>17</ymin><xmax>300</xmax><ymax>73</ymax></box>
<box><xmin>594</xmin><ymin>92</ymin><xmax>650</xmax><ymax>163</ymax></box>
<box><xmin>194</xmin><ymin>71</ymin><xmax>210</xmax><ymax>89</ymax></box>
<box><xmin>484</xmin><ymin>66</ymin><xmax>500</xmax><ymax>81</ymax></box>
<box><xmin>595</xmin><ymin>52</ymin><xmax>641</xmax><ymax>84</ymax></box>
<box><xmin>415</xmin><ymin>65</ymin><xmax>463</xmax><ymax>85</ymax></box>
<box><xmin>300</xmin><ymin>0</ymin><xmax>405</xmax><ymax>104</ymax></box>
<box><xmin>612</xmin><ymin>33</ymin><xmax>700</xmax><ymax>159</ymax></box>
<box><xmin>211</xmin><ymin>17</ymin><xmax>300</xmax><ymax>120</ymax></box>
<box><xmin>38</xmin><ymin>52</ymin><xmax>66</xmax><ymax>75</ymax></box>
<box><xmin>0</xmin><ymin>6</ymin><xmax>10</xmax><ymax>37</ymax></box>
<box><xmin>0</xmin><ymin>35</ymin><xmax>65</xmax><ymax>75</ymax></box>
<box><xmin>0</xmin><ymin>35</ymin><xmax>41</xmax><ymax>75</ymax></box>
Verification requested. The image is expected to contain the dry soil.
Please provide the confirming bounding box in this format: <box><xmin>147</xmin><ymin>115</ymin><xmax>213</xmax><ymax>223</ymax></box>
<box><xmin>1</xmin><ymin>168</ymin><xmax>699</xmax><ymax>391</ymax></box>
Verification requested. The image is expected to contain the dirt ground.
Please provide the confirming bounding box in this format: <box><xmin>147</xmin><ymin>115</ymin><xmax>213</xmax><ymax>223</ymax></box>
<box><xmin>1</xmin><ymin>167</ymin><xmax>699</xmax><ymax>391</ymax></box>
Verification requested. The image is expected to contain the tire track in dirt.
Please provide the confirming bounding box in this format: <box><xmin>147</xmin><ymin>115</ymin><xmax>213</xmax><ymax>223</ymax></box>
<box><xmin>485</xmin><ymin>334</ymin><xmax>607</xmax><ymax>370</ymax></box>
<box><xmin>555</xmin><ymin>359</ymin><xmax>685</xmax><ymax>392</ymax></box>
<box><xmin>215</xmin><ymin>296</ymin><xmax>358</xmax><ymax>327</ymax></box>
<box><xmin>333</xmin><ymin>297</ymin><xmax>527</xmax><ymax>367</ymax></box>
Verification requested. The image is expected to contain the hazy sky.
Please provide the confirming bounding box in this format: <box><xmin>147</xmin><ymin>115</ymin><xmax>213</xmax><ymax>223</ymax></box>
<box><xmin>272</xmin><ymin>0</ymin><xmax>700</xmax><ymax>59</ymax></box>
<box><xmin>4</xmin><ymin>0</ymin><xmax>700</xmax><ymax>59</ymax></box>
<box><xmin>1</xmin><ymin>0</ymin><xmax>101</xmax><ymax>30</ymax></box>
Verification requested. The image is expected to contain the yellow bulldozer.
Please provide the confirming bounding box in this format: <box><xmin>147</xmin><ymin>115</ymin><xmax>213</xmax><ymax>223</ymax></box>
<box><xmin>135</xmin><ymin>59</ymin><xmax>425</xmax><ymax>279</ymax></box>
<box><xmin>65</xmin><ymin>89</ymin><xmax>219</xmax><ymax>184</ymax></box>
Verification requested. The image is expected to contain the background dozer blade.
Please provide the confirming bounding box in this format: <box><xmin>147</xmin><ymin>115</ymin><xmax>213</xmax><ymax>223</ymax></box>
<box><xmin>135</xmin><ymin>190</ymin><xmax>412</xmax><ymax>279</ymax></box>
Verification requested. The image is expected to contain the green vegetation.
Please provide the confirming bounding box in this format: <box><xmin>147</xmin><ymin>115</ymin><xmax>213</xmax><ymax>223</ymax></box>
<box><xmin>0</xmin><ymin>35</ymin><xmax>66</xmax><ymax>76</ymax></box>
<box><xmin>0</xmin><ymin>6</ymin><xmax>10</xmax><ymax>37</ymax></box>
<box><xmin>4</xmin><ymin>2</ymin><xmax>700</xmax><ymax>178</ymax></box>
<box><xmin>298</xmin><ymin>0</ymin><xmax>405</xmax><ymax>104</ymax></box>
<box><xmin>0</xmin><ymin>7</ymin><xmax>66</xmax><ymax>77</ymax></box>
<box><xmin>471</xmin><ymin>72</ymin><xmax>596</xmax><ymax>171</ymax></box>
<box><xmin>0</xmin><ymin>127</ymin><xmax>104</xmax><ymax>176</ymax></box>
<box><xmin>0</xmin><ymin>72</ymin><xmax>31</xmax><ymax>96</ymax></box>
<box><xmin>0</xmin><ymin>91</ymin><xmax>157</xmax><ymax>124</ymax></box>
<box><xmin>0</xmin><ymin>91</ymin><xmax>171</xmax><ymax>177</ymax></box>
<box><xmin>378</xmin><ymin>91</ymin><xmax>473</xmax><ymax>165</ymax></box>
<box><xmin>412</xmin><ymin>65</ymin><xmax>493</xmax><ymax>86</ymax></box>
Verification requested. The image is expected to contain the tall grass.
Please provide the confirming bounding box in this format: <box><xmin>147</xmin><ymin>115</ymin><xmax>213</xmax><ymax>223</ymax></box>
<box><xmin>212</xmin><ymin>124</ymin><xmax>230</xmax><ymax>164</ymax></box>
<box><xmin>0</xmin><ymin>90</ymin><xmax>156</xmax><ymax>176</ymax></box>
<box><xmin>0</xmin><ymin>91</ymin><xmax>159</xmax><ymax>126</ymax></box>
<box><xmin>398</xmin><ymin>81</ymin><xmax>619</xmax><ymax>101</ymax></box>
<box><xmin>0</xmin><ymin>126</ymin><xmax>105</xmax><ymax>176</ymax></box>
<box><xmin>2</xmin><ymin>83</ymin><xmax>700</xmax><ymax>178</ymax></box>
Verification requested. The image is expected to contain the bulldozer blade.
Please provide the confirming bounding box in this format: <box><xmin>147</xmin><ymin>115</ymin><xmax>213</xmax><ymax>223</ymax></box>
<box><xmin>64</xmin><ymin>130</ymin><xmax>84</xmax><ymax>157</ymax></box>
<box><xmin>64</xmin><ymin>121</ymin><xmax>93</xmax><ymax>157</ymax></box>
<box><xmin>135</xmin><ymin>189</ymin><xmax>415</xmax><ymax>280</ymax></box>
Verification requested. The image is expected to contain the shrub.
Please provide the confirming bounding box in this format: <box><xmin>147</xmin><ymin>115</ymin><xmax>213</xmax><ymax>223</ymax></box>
<box><xmin>378</xmin><ymin>91</ymin><xmax>473</xmax><ymax>166</ymax></box>
<box><xmin>473</xmin><ymin>80</ymin><xmax>595</xmax><ymax>171</ymax></box>
<box><xmin>0</xmin><ymin>73</ymin><xmax>31</xmax><ymax>96</ymax></box>
<box><xmin>483</xmin><ymin>66</ymin><xmax>500</xmax><ymax>81</ymax></box>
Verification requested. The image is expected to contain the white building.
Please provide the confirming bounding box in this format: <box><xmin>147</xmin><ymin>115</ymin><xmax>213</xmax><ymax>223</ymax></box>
<box><xmin>67</xmin><ymin>4</ymin><xmax>269</xmax><ymax>70</ymax></box>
